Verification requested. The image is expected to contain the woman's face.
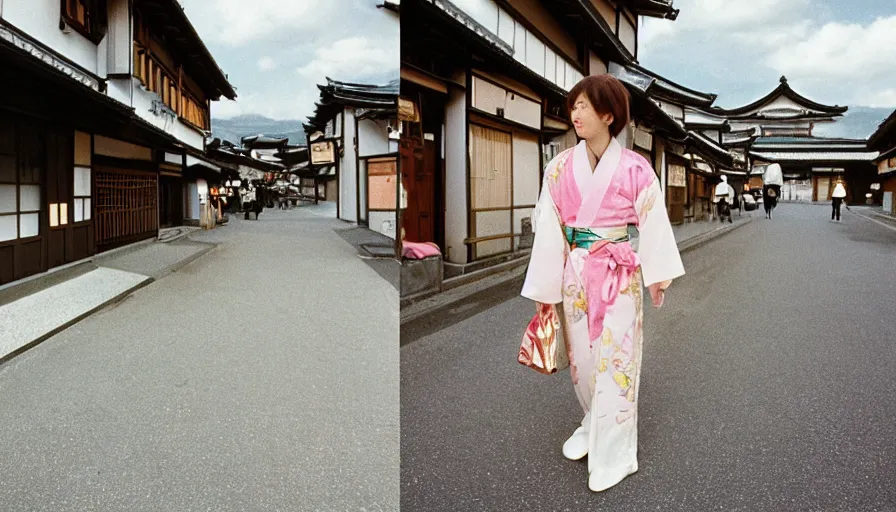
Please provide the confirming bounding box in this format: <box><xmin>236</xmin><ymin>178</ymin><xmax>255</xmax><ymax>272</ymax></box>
<box><xmin>570</xmin><ymin>93</ymin><xmax>612</xmax><ymax>141</ymax></box>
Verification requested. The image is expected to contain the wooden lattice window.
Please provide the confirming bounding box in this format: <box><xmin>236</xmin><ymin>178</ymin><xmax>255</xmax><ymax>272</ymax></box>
<box><xmin>181</xmin><ymin>92</ymin><xmax>210</xmax><ymax>131</ymax></box>
<box><xmin>94</xmin><ymin>170</ymin><xmax>157</xmax><ymax>245</ymax></box>
<box><xmin>61</xmin><ymin>0</ymin><xmax>107</xmax><ymax>44</ymax></box>
<box><xmin>133</xmin><ymin>9</ymin><xmax>209</xmax><ymax>131</ymax></box>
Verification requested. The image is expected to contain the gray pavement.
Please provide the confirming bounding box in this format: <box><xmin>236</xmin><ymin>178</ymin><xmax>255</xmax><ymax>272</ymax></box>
<box><xmin>400</xmin><ymin>202</ymin><xmax>896</xmax><ymax>511</ymax></box>
<box><xmin>0</xmin><ymin>206</ymin><xmax>399</xmax><ymax>511</ymax></box>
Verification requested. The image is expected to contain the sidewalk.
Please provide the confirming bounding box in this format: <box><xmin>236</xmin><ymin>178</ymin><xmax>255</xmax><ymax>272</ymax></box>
<box><xmin>0</xmin><ymin>235</ymin><xmax>218</xmax><ymax>364</ymax></box>
<box><xmin>400</xmin><ymin>215</ymin><xmax>751</xmax><ymax>325</ymax></box>
<box><xmin>849</xmin><ymin>205</ymin><xmax>896</xmax><ymax>231</ymax></box>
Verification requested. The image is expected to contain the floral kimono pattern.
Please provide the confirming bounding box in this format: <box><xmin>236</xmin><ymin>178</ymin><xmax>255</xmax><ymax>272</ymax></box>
<box><xmin>521</xmin><ymin>138</ymin><xmax>685</xmax><ymax>491</ymax></box>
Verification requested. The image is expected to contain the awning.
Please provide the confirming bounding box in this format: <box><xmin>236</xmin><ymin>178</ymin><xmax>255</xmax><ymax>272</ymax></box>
<box><xmin>186</xmin><ymin>154</ymin><xmax>222</xmax><ymax>173</ymax></box>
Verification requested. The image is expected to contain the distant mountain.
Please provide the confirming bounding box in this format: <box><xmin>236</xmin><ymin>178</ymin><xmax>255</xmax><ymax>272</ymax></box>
<box><xmin>813</xmin><ymin>106</ymin><xmax>893</xmax><ymax>140</ymax></box>
<box><xmin>211</xmin><ymin>115</ymin><xmax>306</xmax><ymax>146</ymax></box>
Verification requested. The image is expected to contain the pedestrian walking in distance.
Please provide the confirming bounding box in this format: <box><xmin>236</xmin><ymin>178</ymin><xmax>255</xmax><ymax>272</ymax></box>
<box><xmin>763</xmin><ymin>162</ymin><xmax>783</xmax><ymax>219</ymax></box>
<box><xmin>520</xmin><ymin>74</ymin><xmax>684</xmax><ymax>493</ymax></box>
<box><xmin>712</xmin><ymin>175</ymin><xmax>734</xmax><ymax>224</ymax></box>
<box><xmin>831</xmin><ymin>181</ymin><xmax>847</xmax><ymax>221</ymax></box>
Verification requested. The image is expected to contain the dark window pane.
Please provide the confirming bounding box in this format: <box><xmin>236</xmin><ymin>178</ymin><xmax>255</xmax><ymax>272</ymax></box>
<box><xmin>0</xmin><ymin>156</ymin><xmax>16</xmax><ymax>183</ymax></box>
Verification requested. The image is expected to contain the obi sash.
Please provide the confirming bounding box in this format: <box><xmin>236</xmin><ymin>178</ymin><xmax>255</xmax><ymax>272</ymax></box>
<box><xmin>564</xmin><ymin>225</ymin><xmax>640</xmax><ymax>344</ymax></box>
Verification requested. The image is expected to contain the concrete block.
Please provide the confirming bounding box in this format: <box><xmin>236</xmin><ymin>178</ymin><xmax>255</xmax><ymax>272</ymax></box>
<box><xmin>400</xmin><ymin>256</ymin><xmax>443</xmax><ymax>298</ymax></box>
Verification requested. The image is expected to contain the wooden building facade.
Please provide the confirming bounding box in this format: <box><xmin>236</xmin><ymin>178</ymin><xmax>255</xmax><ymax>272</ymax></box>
<box><xmin>401</xmin><ymin>0</ymin><xmax>682</xmax><ymax>266</ymax></box>
<box><xmin>866</xmin><ymin>109</ymin><xmax>896</xmax><ymax>214</ymax></box>
<box><xmin>305</xmin><ymin>78</ymin><xmax>400</xmax><ymax>240</ymax></box>
<box><xmin>0</xmin><ymin>0</ymin><xmax>234</xmax><ymax>286</ymax></box>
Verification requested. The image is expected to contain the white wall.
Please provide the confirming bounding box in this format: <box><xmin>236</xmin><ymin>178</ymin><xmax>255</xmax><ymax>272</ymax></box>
<box><xmin>765</xmin><ymin>95</ymin><xmax>816</xmax><ymax>113</ymax></box>
<box><xmin>657</xmin><ymin>101</ymin><xmax>684</xmax><ymax>121</ymax></box>
<box><xmin>339</xmin><ymin>107</ymin><xmax>359</xmax><ymax>223</ymax></box>
<box><xmin>129</xmin><ymin>77</ymin><xmax>205</xmax><ymax>150</ymax></box>
<box><xmin>358</xmin><ymin>119</ymin><xmax>392</xmax><ymax>157</ymax></box>
<box><xmin>369</xmin><ymin>211</ymin><xmax>396</xmax><ymax>239</ymax></box>
<box><xmin>618</xmin><ymin>14</ymin><xmax>636</xmax><ymax>56</ymax></box>
<box><xmin>2</xmin><ymin>0</ymin><xmax>100</xmax><ymax>74</ymax></box>
<box><xmin>451</xmin><ymin>0</ymin><xmax>582</xmax><ymax>92</ymax></box>
<box><xmin>512</xmin><ymin>131</ymin><xmax>540</xmax><ymax>207</ymax></box>
<box><xmin>445</xmin><ymin>86</ymin><xmax>468</xmax><ymax>264</ymax></box>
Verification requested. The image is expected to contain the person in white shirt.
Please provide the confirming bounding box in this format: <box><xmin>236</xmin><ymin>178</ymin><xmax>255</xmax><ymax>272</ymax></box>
<box><xmin>831</xmin><ymin>181</ymin><xmax>847</xmax><ymax>222</ymax></box>
<box><xmin>712</xmin><ymin>175</ymin><xmax>734</xmax><ymax>224</ymax></box>
<box><xmin>763</xmin><ymin>163</ymin><xmax>784</xmax><ymax>219</ymax></box>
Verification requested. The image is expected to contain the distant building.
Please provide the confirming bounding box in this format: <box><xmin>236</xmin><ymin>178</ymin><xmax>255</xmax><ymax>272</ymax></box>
<box><xmin>867</xmin><ymin>109</ymin><xmax>896</xmax><ymax>213</ymax></box>
<box><xmin>713</xmin><ymin>76</ymin><xmax>879</xmax><ymax>204</ymax></box>
<box><xmin>304</xmin><ymin>78</ymin><xmax>400</xmax><ymax>239</ymax></box>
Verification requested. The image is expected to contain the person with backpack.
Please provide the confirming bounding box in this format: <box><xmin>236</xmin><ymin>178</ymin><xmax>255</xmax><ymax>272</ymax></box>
<box><xmin>763</xmin><ymin>162</ymin><xmax>783</xmax><ymax>219</ymax></box>
<box><xmin>713</xmin><ymin>175</ymin><xmax>734</xmax><ymax>223</ymax></box>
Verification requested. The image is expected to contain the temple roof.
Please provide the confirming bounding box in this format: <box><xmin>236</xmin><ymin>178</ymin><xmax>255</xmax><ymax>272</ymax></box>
<box><xmin>708</xmin><ymin>76</ymin><xmax>847</xmax><ymax>117</ymax></box>
<box><xmin>608</xmin><ymin>62</ymin><xmax>687</xmax><ymax>140</ymax></box>
<box><xmin>750</xmin><ymin>135</ymin><xmax>878</xmax><ymax>162</ymax></box>
<box><xmin>240</xmin><ymin>134</ymin><xmax>290</xmax><ymax>148</ymax></box>
<box><xmin>548</xmin><ymin>0</ymin><xmax>635</xmax><ymax>63</ymax></box>
<box><xmin>610</xmin><ymin>62</ymin><xmax>716</xmax><ymax>108</ymax></box>
<box><xmin>867</xmin><ymin>109</ymin><xmax>896</xmax><ymax>150</ymax></box>
<box><xmin>306</xmin><ymin>77</ymin><xmax>399</xmax><ymax>130</ymax></box>
<box><xmin>750</xmin><ymin>150</ymin><xmax>879</xmax><ymax>162</ymax></box>
<box><xmin>617</xmin><ymin>0</ymin><xmax>679</xmax><ymax>19</ymax></box>
<box><xmin>377</xmin><ymin>0</ymin><xmax>400</xmax><ymax>13</ymax></box>
<box><xmin>629</xmin><ymin>63</ymin><xmax>716</xmax><ymax>107</ymax></box>
<box><xmin>687</xmin><ymin>129</ymin><xmax>734</xmax><ymax>168</ymax></box>
<box><xmin>753</xmin><ymin>136</ymin><xmax>869</xmax><ymax>149</ymax></box>
<box><xmin>721</xmin><ymin>127</ymin><xmax>760</xmax><ymax>147</ymax></box>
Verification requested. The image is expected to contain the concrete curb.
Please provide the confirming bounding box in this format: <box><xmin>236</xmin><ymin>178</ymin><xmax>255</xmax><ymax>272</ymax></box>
<box><xmin>0</xmin><ymin>275</ymin><xmax>155</xmax><ymax>368</ymax></box>
<box><xmin>851</xmin><ymin>210</ymin><xmax>896</xmax><ymax>232</ymax></box>
<box><xmin>400</xmin><ymin>218</ymin><xmax>753</xmax><ymax>326</ymax></box>
<box><xmin>678</xmin><ymin>217</ymin><xmax>753</xmax><ymax>253</ymax></box>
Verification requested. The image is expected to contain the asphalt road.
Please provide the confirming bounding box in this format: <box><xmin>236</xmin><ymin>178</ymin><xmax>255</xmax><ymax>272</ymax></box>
<box><xmin>400</xmin><ymin>203</ymin><xmax>896</xmax><ymax>511</ymax></box>
<box><xmin>0</xmin><ymin>207</ymin><xmax>399</xmax><ymax>511</ymax></box>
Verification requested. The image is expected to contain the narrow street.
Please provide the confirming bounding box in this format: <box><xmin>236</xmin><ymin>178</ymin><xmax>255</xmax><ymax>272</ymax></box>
<box><xmin>0</xmin><ymin>206</ymin><xmax>399</xmax><ymax>511</ymax></box>
<box><xmin>400</xmin><ymin>203</ymin><xmax>896</xmax><ymax>511</ymax></box>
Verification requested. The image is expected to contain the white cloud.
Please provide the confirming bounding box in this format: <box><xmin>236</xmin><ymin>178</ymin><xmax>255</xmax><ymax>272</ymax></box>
<box><xmin>181</xmin><ymin>0</ymin><xmax>342</xmax><ymax>47</ymax></box>
<box><xmin>295</xmin><ymin>36</ymin><xmax>398</xmax><ymax>80</ymax></box>
<box><xmin>179</xmin><ymin>0</ymin><xmax>400</xmax><ymax>121</ymax></box>
<box><xmin>258</xmin><ymin>56</ymin><xmax>277</xmax><ymax>71</ymax></box>
<box><xmin>211</xmin><ymin>98</ymin><xmax>243</xmax><ymax>119</ymax></box>
<box><xmin>863</xmin><ymin>89</ymin><xmax>896</xmax><ymax>108</ymax></box>
<box><xmin>766</xmin><ymin>16</ymin><xmax>896</xmax><ymax>81</ymax></box>
<box><xmin>639</xmin><ymin>1</ymin><xmax>896</xmax><ymax>109</ymax></box>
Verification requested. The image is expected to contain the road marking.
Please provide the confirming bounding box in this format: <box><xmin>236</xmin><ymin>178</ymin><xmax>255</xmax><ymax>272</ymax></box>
<box><xmin>851</xmin><ymin>211</ymin><xmax>896</xmax><ymax>232</ymax></box>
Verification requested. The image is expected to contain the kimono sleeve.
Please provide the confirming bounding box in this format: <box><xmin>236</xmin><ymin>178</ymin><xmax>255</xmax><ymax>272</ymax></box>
<box><xmin>520</xmin><ymin>172</ymin><xmax>565</xmax><ymax>304</ymax></box>
<box><xmin>635</xmin><ymin>171</ymin><xmax>685</xmax><ymax>289</ymax></box>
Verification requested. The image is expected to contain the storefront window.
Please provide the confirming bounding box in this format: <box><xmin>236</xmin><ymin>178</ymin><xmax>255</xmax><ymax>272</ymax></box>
<box><xmin>0</xmin><ymin>120</ymin><xmax>42</xmax><ymax>242</ymax></box>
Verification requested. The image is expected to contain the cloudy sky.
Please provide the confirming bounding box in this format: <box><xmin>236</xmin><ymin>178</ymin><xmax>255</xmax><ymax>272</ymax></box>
<box><xmin>179</xmin><ymin>0</ymin><xmax>399</xmax><ymax>121</ymax></box>
<box><xmin>639</xmin><ymin>0</ymin><xmax>896</xmax><ymax>109</ymax></box>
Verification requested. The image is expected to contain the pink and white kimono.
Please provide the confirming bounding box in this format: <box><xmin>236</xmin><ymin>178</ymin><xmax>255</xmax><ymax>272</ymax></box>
<box><xmin>521</xmin><ymin>137</ymin><xmax>684</xmax><ymax>491</ymax></box>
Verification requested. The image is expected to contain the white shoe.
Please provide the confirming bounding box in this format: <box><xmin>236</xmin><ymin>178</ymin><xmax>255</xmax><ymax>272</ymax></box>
<box><xmin>589</xmin><ymin>465</ymin><xmax>637</xmax><ymax>492</ymax></box>
<box><xmin>562</xmin><ymin>426</ymin><xmax>588</xmax><ymax>460</ymax></box>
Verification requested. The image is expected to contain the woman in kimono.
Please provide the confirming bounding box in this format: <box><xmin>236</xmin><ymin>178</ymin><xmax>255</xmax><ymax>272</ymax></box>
<box><xmin>521</xmin><ymin>74</ymin><xmax>685</xmax><ymax>492</ymax></box>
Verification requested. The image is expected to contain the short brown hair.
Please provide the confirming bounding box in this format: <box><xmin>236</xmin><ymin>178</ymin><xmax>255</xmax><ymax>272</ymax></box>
<box><xmin>567</xmin><ymin>74</ymin><xmax>631</xmax><ymax>138</ymax></box>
